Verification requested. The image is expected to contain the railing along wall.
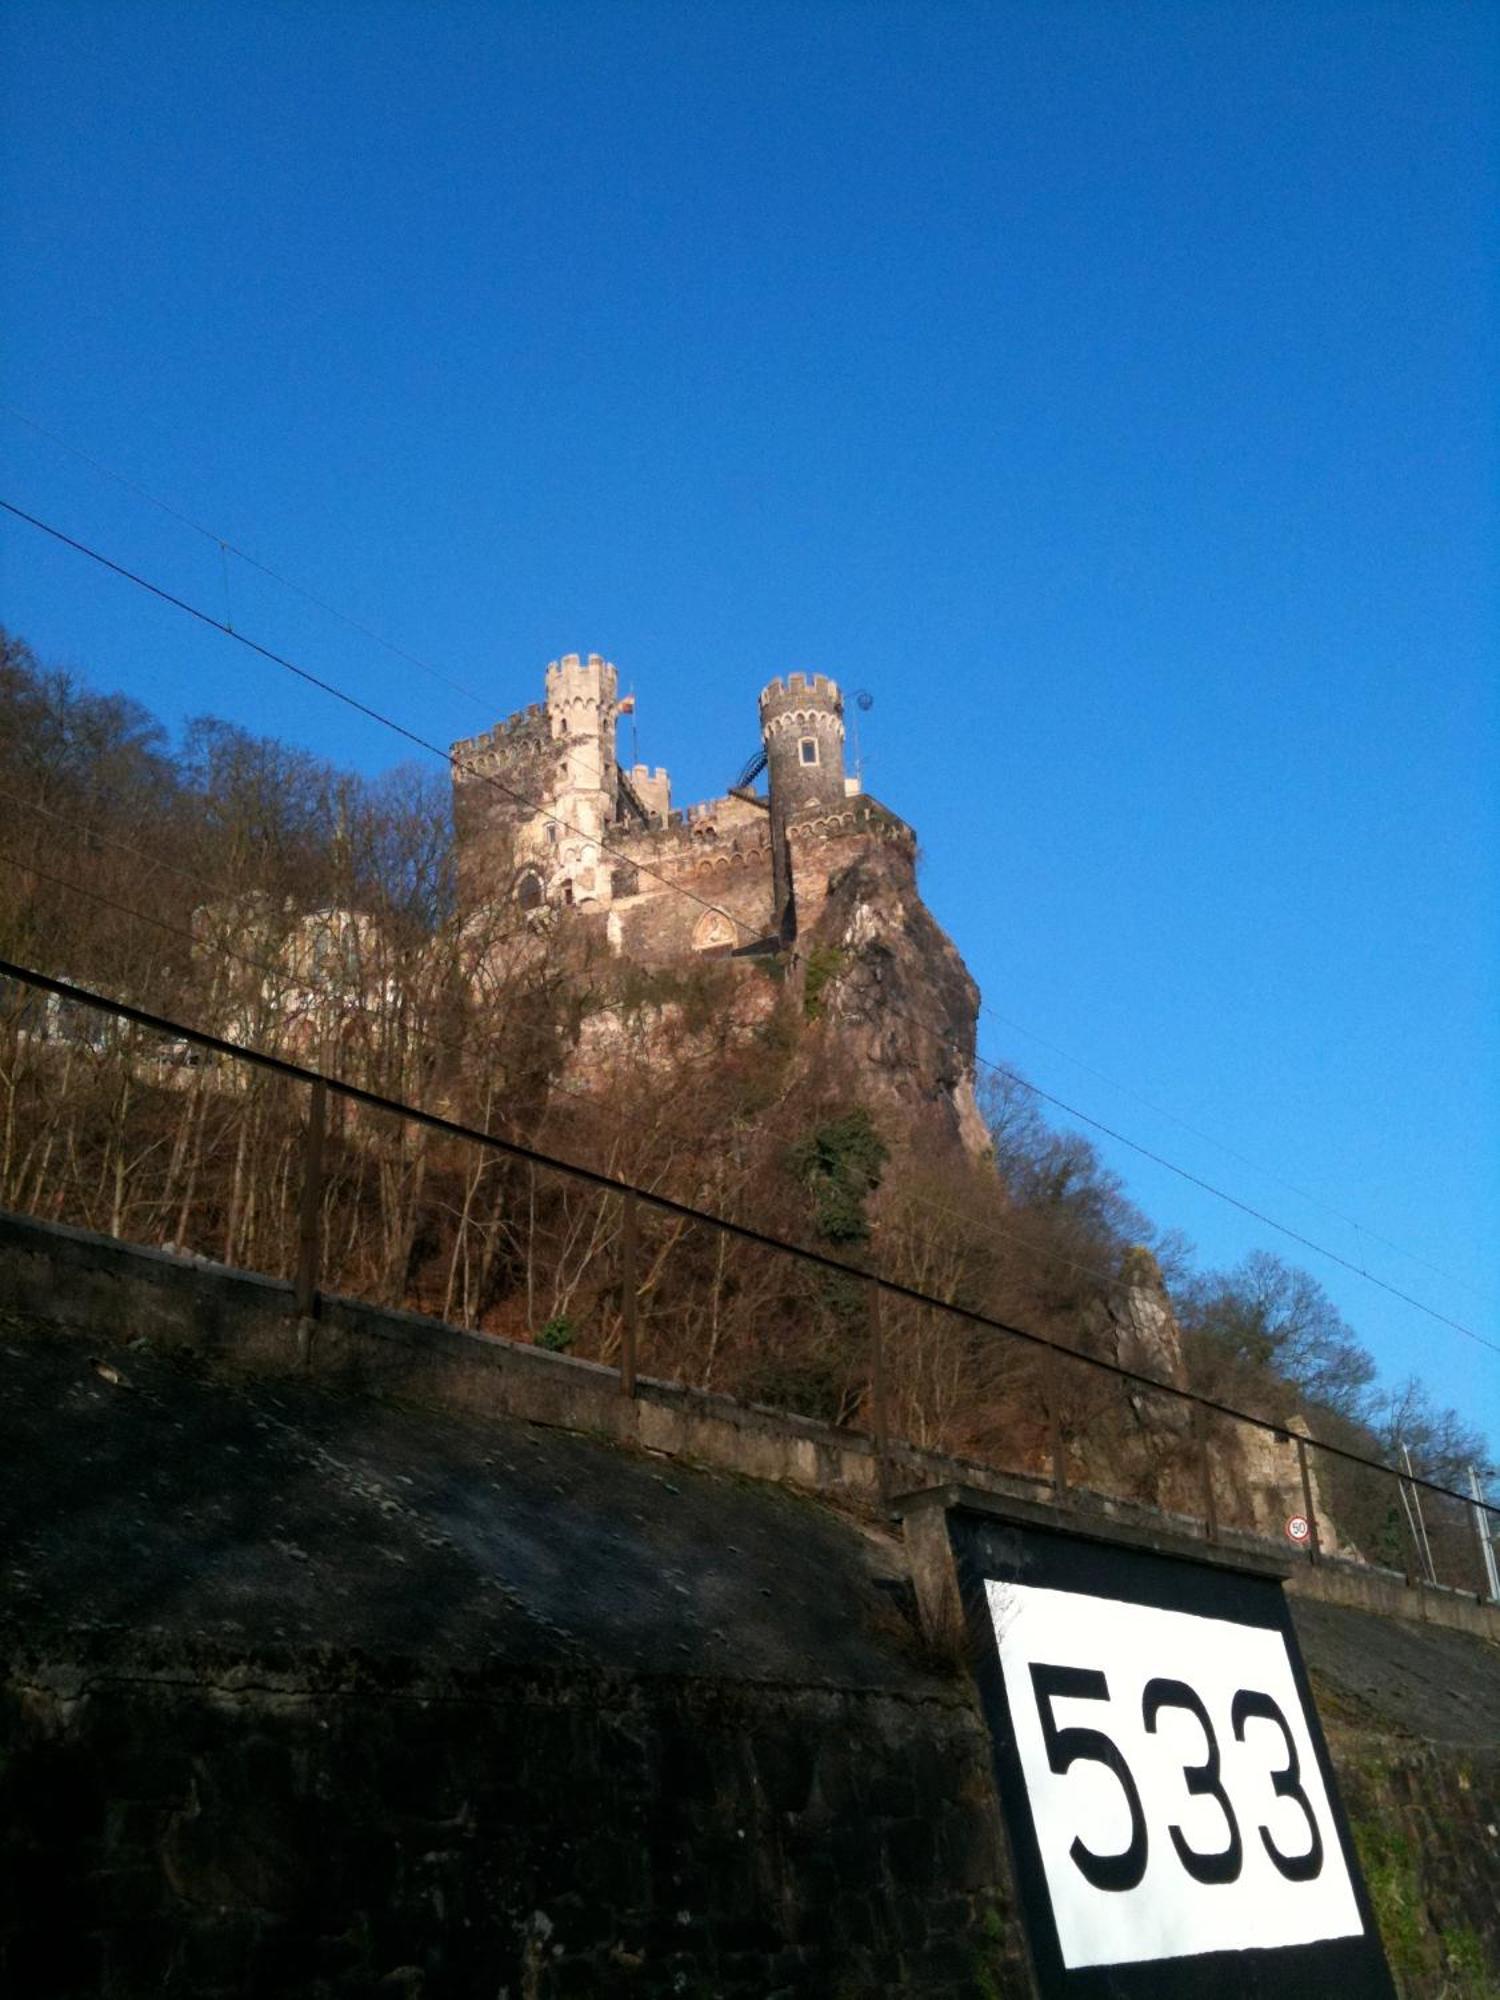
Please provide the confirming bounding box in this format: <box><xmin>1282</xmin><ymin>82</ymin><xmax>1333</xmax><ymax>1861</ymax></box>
<box><xmin>0</xmin><ymin>956</ymin><xmax>1494</xmax><ymax>1603</ymax></box>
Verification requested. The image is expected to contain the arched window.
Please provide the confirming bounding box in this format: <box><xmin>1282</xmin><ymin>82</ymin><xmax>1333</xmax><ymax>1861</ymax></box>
<box><xmin>515</xmin><ymin>870</ymin><xmax>543</xmax><ymax>911</ymax></box>
<box><xmin>799</xmin><ymin>737</ymin><xmax>819</xmax><ymax>765</ymax></box>
<box><xmin>693</xmin><ymin>910</ymin><xmax>736</xmax><ymax>954</ymax></box>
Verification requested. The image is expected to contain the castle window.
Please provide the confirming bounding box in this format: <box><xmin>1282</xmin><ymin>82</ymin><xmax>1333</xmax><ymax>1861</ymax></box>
<box><xmin>799</xmin><ymin>737</ymin><xmax>819</xmax><ymax>765</ymax></box>
<box><xmin>515</xmin><ymin>870</ymin><xmax>543</xmax><ymax>912</ymax></box>
<box><xmin>693</xmin><ymin>910</ymin><xmax>736</xmax><ymax>954</ymax></box>
<box><xmin>545</xmin><ymin>823</ymin><xmax>558</xmax><ymax>845</ymax></box>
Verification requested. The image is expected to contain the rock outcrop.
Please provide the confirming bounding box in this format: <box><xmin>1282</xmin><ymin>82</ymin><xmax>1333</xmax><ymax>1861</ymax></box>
<box><xmin>1087</xmin><ymin>1245</ymin><xmax>1188</xmax><ymax>1387</ymax></box>
<box><xmin>797</xmin><ymin>841</ymin><xmax>987</xmax><ymax>1158</ymax></box>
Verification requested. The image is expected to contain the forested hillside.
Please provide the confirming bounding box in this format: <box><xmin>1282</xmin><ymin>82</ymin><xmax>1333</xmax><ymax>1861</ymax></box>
<box><xmin>0</xmin><ymin>628</ymin><xmax>1489</xmax><ymax>1573</ymax></box>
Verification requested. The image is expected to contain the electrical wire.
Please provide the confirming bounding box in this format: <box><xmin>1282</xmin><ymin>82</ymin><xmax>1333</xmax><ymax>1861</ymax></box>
<box><xmin>977</xmin><ymin>995</ymin><xmax>1493</xmax><ymax>1307</ymax></box>
<box><xmin>0</xmin><ymin>783</ymin><xmax>1148</xmax><ymax>1312</ymax></box>
<box><xmin>0</xmin><ymin>500</ymin><xmax>788</xmax><ymax>939</ymax></box>
<box><xmin>0</xmin><ymin>404</ymin><xmax>497</xmax><ymax>717</ymax></box>
<box><xmin>3</xmin><ymin>947</ymin><xmax>1494</xmax><ymax>1521</ymax></box>
<box><xmin>5</xmin><ymin>402</ymin><xmax>1485</xmax><ymax>1306</ymax></box>
<box><xmin>3</xmin><ymin>493</ymin><xmax>1495</xmax><ymax>1364</ymax></box>
<box><xmin>963</xmin><ymin>1049</ymin><xmax>1499</xmax><ymax>1356</ymax></box>
<box><xmin>0</xmin><ymin>789</ymin><xmax>1456</xmax><ymax>1377</ymax></box>
<box><xmin>0</xmin><ymin>843</ymin><xmax>605</xmax><ymax>1120</ymax></box>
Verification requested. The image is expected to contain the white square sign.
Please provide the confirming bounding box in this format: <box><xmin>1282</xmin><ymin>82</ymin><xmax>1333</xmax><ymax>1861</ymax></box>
<box><xmin>984</xmin><ymin>1580</ymin><xmax>1365</xmax><ymax>1970</ymax></box>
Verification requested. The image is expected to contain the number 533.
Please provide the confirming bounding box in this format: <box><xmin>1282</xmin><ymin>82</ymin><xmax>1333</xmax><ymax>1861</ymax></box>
<box><xmin>1028</xmin><ymin>1664</ymin><xmax>1323</xmax><ymax>1892</ymax></box>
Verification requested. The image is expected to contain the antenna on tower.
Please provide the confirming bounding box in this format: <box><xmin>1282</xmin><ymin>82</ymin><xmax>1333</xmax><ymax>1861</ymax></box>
<box><xmin>850</xmin><ymin>689</ymin><xmax>874</xmax><ymax>790</ymax></box>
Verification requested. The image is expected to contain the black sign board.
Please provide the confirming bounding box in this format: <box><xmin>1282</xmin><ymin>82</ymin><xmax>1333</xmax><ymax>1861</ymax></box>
<box><xmin>949</xmin><ymin>1508</ymin><xmax>1394</xmax><ymax>1999</ymax></box>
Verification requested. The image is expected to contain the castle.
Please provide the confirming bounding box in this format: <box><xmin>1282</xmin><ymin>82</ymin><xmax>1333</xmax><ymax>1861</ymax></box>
<box><xmin>450</xmin><ymin>654</ymin><xmax>916</xmax><ymax>960</ymax></box>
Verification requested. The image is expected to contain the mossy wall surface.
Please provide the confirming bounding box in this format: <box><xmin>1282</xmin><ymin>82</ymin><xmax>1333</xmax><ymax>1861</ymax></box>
<box><xmin>1299</xmin><ymin>1593</ymin><xmax>1500</xmax><ymax>1997</ymax></box>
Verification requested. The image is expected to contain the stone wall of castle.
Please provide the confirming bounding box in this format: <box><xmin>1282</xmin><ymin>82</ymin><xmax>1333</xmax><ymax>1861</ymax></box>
<box><xmin>451</xmin><ymin>660</ymin><xmax>919</xmax><ymax>964</ymax></box>
<box><xmin>451</xmin><ymin>700</ymin><xmax>554</xmax><ymax>906</ymax></box>
<box><xmin>604</xmin><ymin>820</ymin><xmax>778</xmax><ymax>962</ymax></box>
<box><xmin>452</xmin><ymin>653</ymin><xmax>661</xmax><ymax>916</ymax></box>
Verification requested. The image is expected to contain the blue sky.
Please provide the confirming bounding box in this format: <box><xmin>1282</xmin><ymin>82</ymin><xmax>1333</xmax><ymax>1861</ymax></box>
<box><xmin>2</xmin><ymin>1</ymin><xmax>1495</xmax><ymax>1451</ymax></box>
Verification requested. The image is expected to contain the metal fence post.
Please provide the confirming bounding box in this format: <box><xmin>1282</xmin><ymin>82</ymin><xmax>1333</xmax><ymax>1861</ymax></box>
<box><xmin>866</xmin><ymin>1279</ymin><xmax>892</xmax><ymax>1507</ymax></box>
<box><xmin>1469</xmin><ymin>1467</ymin><xmax>1500</xmax><ymax>1604</ymax></box>
<box><xmin>619</xmin><ymin>1189</ymin><xmax>638</xmax><ymax>1397</ymax></box>
<box><xmin>1296</xmin><ymin>1433</ymin><xmax>1322</xmax><ymax>1565</ymax></box>
<box><xmin>1044</xmin><ymin>1339</ymin><xmax>1068</xmax><ymax>1501</ymax></box>
<box><xmin>1192</xmin><ymin>1402</ymin><xmax>1219</xmax><ymax>1544</ymax></box>
<box><xmin>293</xmin><ymin>1078</ymin><xmax>326</xmax><ymax>1321</ymax></box>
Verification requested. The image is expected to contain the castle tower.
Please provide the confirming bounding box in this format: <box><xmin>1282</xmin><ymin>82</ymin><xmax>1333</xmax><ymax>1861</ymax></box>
<box><xmin>758</xmin><ymin>673</ymin><xmax>847</xmax><ymax>939</ymax></box>
<box><xmin>543</xmin><ymin>652</ymin><xmax>619</xmax><ymax>905</ymax></box>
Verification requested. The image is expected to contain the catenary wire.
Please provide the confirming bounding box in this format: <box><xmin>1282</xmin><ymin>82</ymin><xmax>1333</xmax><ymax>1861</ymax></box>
<box><xmin>0</xmin><ymin>787</ymin><xmax>1174</xmax><ymax>1317</ymax></box>
<box><xmin>6</xmin><ymin>404</ymin><xmax>1480</xmax><ymax>1304</ymax></box>
<box><xmin>0</xmin><ymin>851</ymin><xmax>1127</xmax><ymax>1360</ymax></box>
<box><xmin>5</xmin><ymin>399</ymin><xmax>1485</xmax><ymax>1302</ymax></box>
<box><xmin>3</xmin><ymin>494</ymin><xmax>1494</xmax><ymax>1363</ymax></box>
<box><xmin>0</xmin><ymin>785</ymin><xmax>1159</xmax><ymax>1310</ymax></box>
<box><xmin>977</xmin><ymin>995</ymin><xmax>1493</xmax><ymax>1307</ymax></box>
<box><xmin>3</xmin><ymin>948</ymin><xmax>1493</xmax><ymax>1522</ymax></box>
<box><xmin>0</xmin><ymin>403</ymin><xmax>497</xmax><ymax>717</ymax></box>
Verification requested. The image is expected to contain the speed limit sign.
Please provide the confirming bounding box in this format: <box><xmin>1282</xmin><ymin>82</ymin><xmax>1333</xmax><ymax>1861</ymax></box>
<box><xmin>950</xmin><ymin>1508</ymin><xmax>1394</xmax><ymax>1997</ymax></box>
<box><xmin>1286</xmin><ymin>1514</ymin><xmax>1312</xmax><ymax>1545</ymax></box>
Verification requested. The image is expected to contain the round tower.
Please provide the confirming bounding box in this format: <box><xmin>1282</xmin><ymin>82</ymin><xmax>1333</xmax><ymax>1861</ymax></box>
<box><xmin>758</xmin><ymin>673</ymin><xmax>847</xmax><ymax>939</ymax></box>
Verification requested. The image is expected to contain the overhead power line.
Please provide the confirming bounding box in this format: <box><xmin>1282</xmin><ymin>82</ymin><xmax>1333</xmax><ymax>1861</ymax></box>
<box><xmin>0</xmin><ymin>499</ymin><xmax>785</xmax><ymax>937</ymax></box>
<box><xmin>2</xmin><ymin>949</ymin><xmax>1494</xmax><ymax>1523</ymax></box>
<box><xmin>3</xmin><ymin>494</ymin><xmax>1494</xmax><ymax>1366</ymax></box>
<box><xmin>6</xmin><ymin>403</ymin><xmax>1483</xmax><ymax>1306</ymax></box>
<box><xmin>967</xmin><ymin>1051</ymin><xmax>1497</xmax><ymax>1354</ymax></box>
<box><xmin>0</xmin><ymin>787</ymin><xmax>1148</xmax><ymax>1306</ymax></box>
<box><xmin>0</xmin><ymin>784</ymin><xmax>1410</xmax><ymax>1325</ymax></box>
<box><xmin>0</xmin><ymin>403</ymin><xmax>496</xmax><ymax>716</ymax></box>
<box><xmin>977</xmin><ymin>996</ymin><xmax>1492</xmax><ymax>1307</ymax></box>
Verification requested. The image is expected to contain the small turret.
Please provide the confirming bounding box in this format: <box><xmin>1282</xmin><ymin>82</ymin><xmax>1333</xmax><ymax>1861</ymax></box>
<box><xmin>541</xmin><ymin>652</ymin><xmax>620</xmax><ymax>906</ymax></box>
<box><xmin>758</xmin><ymin>673</ymin><xmax>847</xmax><ymax>938</ymax></box>
<box><xmin>544</xmin><ymin>651</ymin><xmax>619</xmax><ymax>745</ymax></box>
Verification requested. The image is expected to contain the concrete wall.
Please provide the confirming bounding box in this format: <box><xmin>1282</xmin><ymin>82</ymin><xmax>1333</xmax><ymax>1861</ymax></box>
<box><xmin>0</xmin><ymin>1298</ymin><xmax>1024</xmax><ymax>2000</ymax></box>
<box><xmin>1</xmin><ymin>1207</ymin><xmax>1497</xmax><ymax>1996</ymax></box>
<box><xmin>1</xmin><ymin>1206</ymin><xmax>1495</xmax><ymax>1648</ymax></box>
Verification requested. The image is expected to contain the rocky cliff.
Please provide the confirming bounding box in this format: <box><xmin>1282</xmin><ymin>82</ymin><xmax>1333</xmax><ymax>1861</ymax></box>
<box><xmin>795</xmin><ymin>841</ymin><xmax>987</xmax><ymax>1157</ymax></box>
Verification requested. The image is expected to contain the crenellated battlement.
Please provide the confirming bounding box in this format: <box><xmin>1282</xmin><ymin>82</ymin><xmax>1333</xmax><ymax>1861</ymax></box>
<box><xmin>758</xmin><ymin>673</ymin><xmax>842</xmax><ymax>718</ymax></box>
<box><xmin>787</xmin><ymin>797</ymin><xmax>913</xmax><ymax>847</ymax></box>
<box><xmin>545</xmin><ymin>652</ymin><xmax>618</xmax><ymax>712</ymax></box>
<box><xmin>454</xmin><ymin>654</ymin><xmax>907</xmax><ymax>950</ymax></box>
<box><xmin>684</xmin><ymin>794</ymin><xmax>749</xmax><ymax>823</ymax></box>
<box><xmin>624</xmin><ymin>761</ymin><xmax>672</xmax><ymax>825</ymax></box>
<box><xmin>612</xmin><ymin>809</ymin><xmax>771</xmax><ymax>865</ymax></box>
<box><xmin>450</xmin><ymin>703</ymin><xmax>549</xmax><ymax>777</ymax></box>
